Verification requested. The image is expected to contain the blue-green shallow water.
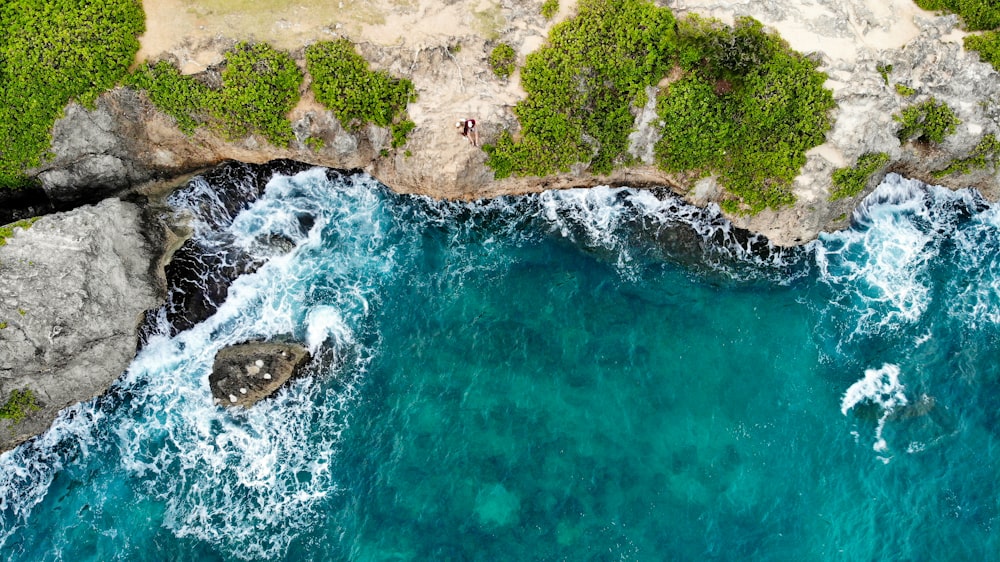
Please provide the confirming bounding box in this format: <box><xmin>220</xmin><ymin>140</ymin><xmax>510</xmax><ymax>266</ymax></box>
<box><xmin>1</xmin><ymin>168</ymin><xmax>997</xmax><ymax>560</ymax></box>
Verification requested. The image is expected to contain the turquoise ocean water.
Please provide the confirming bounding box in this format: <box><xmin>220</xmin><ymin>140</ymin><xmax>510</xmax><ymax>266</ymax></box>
<box><xmin>0</xmin><ymin>167</ymin><xmax>997</xmax><ymax>560</ymax></box>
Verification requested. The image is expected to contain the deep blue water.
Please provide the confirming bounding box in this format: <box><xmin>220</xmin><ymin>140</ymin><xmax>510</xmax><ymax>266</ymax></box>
<box><xmin>1</xmin><ymin>168</ymin><xmax>997</xmax><ymax>561</ymax></box>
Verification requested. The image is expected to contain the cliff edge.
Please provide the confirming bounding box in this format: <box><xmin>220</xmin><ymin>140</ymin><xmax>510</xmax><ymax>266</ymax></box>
<box><xmin>23</xmin><ymin>0</ymin><xmax>1000</xmax><ymax>246</ymax></box>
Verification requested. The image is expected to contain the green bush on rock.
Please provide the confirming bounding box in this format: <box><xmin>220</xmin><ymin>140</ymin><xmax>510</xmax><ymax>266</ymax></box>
<box><xmin>895</xmin><ymin>98</ymin><xmax>960</xmax><ymax>144</ymax></box>
<box><xmin>914</xmin><ymin>0</ymin><xmax>1000</xmax><ymax>31</ymax></box>
<box><xmin>485</xmin><ymin>0</ymin><xmax>834</xmax><ymax>215</ymax></box>
<box><xmin>489</xmin><ymin>43</ymin><xmax>518</xmax><ymax>79</ymax></box>
<box><xmin>484</xmin><ymin>0</ymin><xmax>677</xmax><ymax>177</ymax></box>
<box><xmin>0</xmin><ymin>0</ymin><xmax>145</xmax><ymax>189</ymax></box>
<box><xmin>305</xmin><ymin>39</ymin><xmax>417</xmax><ymax>146</ymax></box>
<box><xmin>216</xmin><ymin>43</ymin><xmax>303</xmax><ymax>145</ymax></box>
<box><xmin>541</xmin><ymin>0</ymin><xmax>559</xmax><ymax>20</ymax></box>
<box><xmin>0</xmin><ymin>217</ymin><xmax>40</xmax><ymax>246</ymax></box>
<box><xmin>933</xmin><ymin>133</ymin><xmax>1000</xmax><ymax>177</ymax></box>
<box><xmin>0</xmin><ymin>388</ymin><xmax>40</xmax><ymax>425</ymax></box>
<box><xmin>657</xmin><ymin>15</ymin><xmax>835</xmax><ymax>214</ymax></box>
<box><xmin>965</xmin><ymin>31</ymin><xmax>1000</xmax><ymax>71</ymax></box>
<box><xmin>128</xmin><ymin>43</ymin><xmax>303</xmax><ymax>147</ymax></box>
<box><xmin>830</xmin><ymin>152</ymin><xmax>890</xmax><ymax>200</ymax></box>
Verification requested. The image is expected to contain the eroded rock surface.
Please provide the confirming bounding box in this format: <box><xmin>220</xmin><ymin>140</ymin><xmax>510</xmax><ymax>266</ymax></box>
<box><xmin>0</xmin><ymin>199</ymin><xmax>163</xmax><ymax>451</ymax></box>
<box><xmin>209</xmin><ymin>341</ymin><xmax>311</xmax><ymax>408</ymax></box>
<box><xmin>24</xmin><ymin>0</ymin><xmax>1000</xmax><ymax>248</ymax></box>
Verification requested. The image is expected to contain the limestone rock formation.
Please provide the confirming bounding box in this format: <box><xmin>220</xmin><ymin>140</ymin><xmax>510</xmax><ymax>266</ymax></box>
<box><xmin>209</xmin><ymin>341</ymin><xmax>311</xmax><ymax>408</ymax></box>
<box><xmin>22</xmin><ymin>0</ymin><xmax>1000</xmax><ymax>247</ymax></box>
<box><xmin>0</xmin><ymin>199</ymin><xmax>164</xmax><ymax>452</ymax></box>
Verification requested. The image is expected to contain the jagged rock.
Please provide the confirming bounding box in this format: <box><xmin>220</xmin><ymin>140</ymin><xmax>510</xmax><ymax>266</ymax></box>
<box><xmin>0</xmin><ymin>199</ymin><xmax>164</xmax><ymax>452</ymax></box>
<box><xmin>209</xmin><ymin>341</ymin><xmax>311</xmax><ymax>408</ymax></box>
<box><xmin>22</xmin><ymin>0</ymin><xmax>1000</xmax><ymax>247</ymax></box>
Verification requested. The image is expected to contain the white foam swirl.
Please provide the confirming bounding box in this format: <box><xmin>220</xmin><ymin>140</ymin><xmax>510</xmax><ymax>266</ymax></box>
<box><xmin>841</xmin><ymin>364</ymin><xmax>908</xmax><ymax>455</ymax></box>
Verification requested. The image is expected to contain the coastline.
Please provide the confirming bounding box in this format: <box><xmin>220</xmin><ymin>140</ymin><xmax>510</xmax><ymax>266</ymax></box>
<box><xmin>5</xmin><ymin>0</ymin><xmax>1000</xmax><ymax>449</ymax></box>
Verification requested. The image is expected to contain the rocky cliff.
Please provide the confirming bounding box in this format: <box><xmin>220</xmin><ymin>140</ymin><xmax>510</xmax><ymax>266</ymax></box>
<box><xmin>0</xmin><ymin>199</ymin><xmax>164</xmax><ymax>451</ymax></box>
<box><xmin>5</xmin><ymin>0</ymin><xmax>1000</xmax><ymax>449</ymax></box>
<box><xmin>22</xmin><ymin>0</ymin><xmax>1000</xmax><ymax>247</ymax></box>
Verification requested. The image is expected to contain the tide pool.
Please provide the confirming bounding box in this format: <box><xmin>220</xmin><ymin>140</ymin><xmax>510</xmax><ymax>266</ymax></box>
<box><xmin>0</xmin><ymin>168</ymin><xmax>996</xmax><ymax>560</ymax></box>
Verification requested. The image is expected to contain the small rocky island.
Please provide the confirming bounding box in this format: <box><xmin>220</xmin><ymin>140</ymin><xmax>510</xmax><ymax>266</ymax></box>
<box><xmin>209</xmin><ymin>341</ymin><xmax>311</xmax><ymax>408</ymax></box>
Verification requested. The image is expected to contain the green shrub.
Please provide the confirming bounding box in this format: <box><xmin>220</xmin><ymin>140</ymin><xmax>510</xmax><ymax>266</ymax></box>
<box><xmin>541</xmin><ymin>0</ymin><xmax>559</xmax><ymax>20</ymax></box>
<box><xmin>127</xmin><ymin>60</ymin><xmax>209</xmax><ymax>134</ymax></box>
<box><xmin>484</xmin><ymin>0</ymin><xmax>677</xmax><ymax>177</ymax></box>
<box><xmin>216</xmin><ymin>43</ymin><xmax>303</xmax><ymax>146</ymax></box>
<box><xmin>128</xmin><ymin>43</ymin><xmax>303</xmax><ymax>147</ymax></box>
<box><xmin>657</xmin><ymin>16</ymin><xmax>835</xmax><ymax>213</ymax></box>
<box><xmin>391</xmin><ymin>120</ymin><xmax>417</xmax><ymax>148</ymax></box>
<box><xmin>305</xmin><ymin>39</ymin><xmax>417</xmax><ymax>138</ymax></box>
<box><xmin>0</xmin><ymin>217</ymin><xmax>40</xmax><ymax>246</ymax></box>
<box><xmin>655</xmin><ymin>77</ymin><xmax>730</xmax><ymax>174</ymax></box>
<box><xmin>914</xmin><ymin>0</ymin><xmax>1000</xmax><ymax>31</ymax></box>
<box><xmin>0</xmin><ymin>322</ymin><xmax>7</xmax><ymax>330</ymax></box>
<box><xmin>965</xmin><ymin>31</ymin><xmax>1000</xmax><ymax>71</ymax></box>
<box><xmin>895</xmin><ymin>98</ymin><xmax>960</xmax><ymax>143</ymax></box>
<box><xmin>676</xmin><ymin>15</ymin><xmax>781</xmax><ymax>82</ymax></box>
<box><xmin>0</xmin><ymin>388</ymin><xmax>40</xmax><ymax>425</ymax></box>
<box><xmin>0</xmin><ymin>0</ymin><xmax>146</xmax><ymax>189</ymax></box>
<box><xmin>877</xmin><ymin>63</ymin><xmax>893</xmax><ymax>85</ymax></box>
<box><xmin>895</xmin><ymin>83</ymin><xmax>917</xmax><ymax>96</ymax></box>
<box><xmin>489</xmin><ymin>43</ymin><xmax>518</xmax><ymax>79</ymax></box>
<box><xmin>485</xmin><ymin>1</ymin><xmax>833</xmax><ymax>214</ymax></box>
<box><xmin>932</xmin><ymin>133</ymin><xmax>1000</xmax><ymax>177</ymax></box>
<box><xmin>830</xmin><ymin>152</ymin><xmax>890</xmax><ymax>200</ymax></box>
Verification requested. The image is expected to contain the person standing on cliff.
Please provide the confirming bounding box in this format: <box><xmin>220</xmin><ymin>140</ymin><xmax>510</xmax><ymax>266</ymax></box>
<box><xmin>457</xmin><ymin>118</ymin><xmax>478</xmax><ymax>147</ymax></box>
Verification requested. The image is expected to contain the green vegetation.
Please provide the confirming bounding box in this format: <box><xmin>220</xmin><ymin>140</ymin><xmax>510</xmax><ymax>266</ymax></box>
<box><xmin>305</xmin><ymin>137</ymin><xmax>325</xmax><ymax>151</ymax></box>
<box><xmin>305</xmin><ymin>39</ymin><xmax>417</xmax><ymax>147</ymax></box>
<box><xmin>877</xmin><ymin>63</ymin><xmax>893</xmax><ymax>85</ymax></box>
<box><xmin>391</xmin><ymin>120</ymin><xmax>416</xmax><ymax>149</ymax></box>
<box><xmin>895</xmin><ymin>83</ymin><xmax>917</xmax><ymax>96</ymax></box>
<box><xmin>541</xmin><ymin>0</ymin><xmax>560</xmax><ymax>20</ymax></box>
<box><xmin>128</xmin><ymin>43</ymin><xmax>303</xmax><ymax>146</ymax></box>
<box><xmin>895</xmin><ymin>98</ymin><xmax>961</xmax><ymax>143</ymax></box>
<box><xmin>484</xmin><ymin>0</ymin><xmax>677</xmax><ymax>177</ymax></box>
<box><xmin>914</xmin><ymin>0</ymin><xmax>1000</xmax><ymax>31</ymax></box>
<box><xmin>830</xmin><ymin>152</ymin><xmax>890</xmax><ymax>200</ymax></box>
<box><xmin>965</xmin><ymin>32</ymin><xmax>1000</xmax><ymax>71</ymax></box>
<box><xmin>0</xmin><ymin>322</ymin><xmax>7</xmax><ymax>330</ymax></box>
<box><xmin>489</xmin><ymin>43</ymin><xmax>518</xmax><ymax>79</ymax></box>
<box><xmin>0</xmin><ymin>388</ymin><xmax>40</xmax><ymax>425</ymax></box>
<box><xmin>484</xmin><ymin>1</ymin><xmax>833</xmax><ymax>214</ymax></box>
<box><xmin>0</xmin><ymin>217</ymin><xmax>40</xmax><ymax>246</ymax></box>
<box><xmin>932</xmin><ymin>133</ymin><xmax>1000</xmax><ymax>177</ymax></box>
<box><xmin>913</xmin><ymin>0</ymin><xmax>1000</xmax><ymax>70</ymax></box>
<box><xmin>0</xmin><ymin>0</ymin><xmax>145</xmax><ymax>189</ymax></box>
<box><xmin>656</xmin><ymin>15</ymin><xmax>835</xmax><ymax>213</ymax></box>
<box><xmin>215</xmin><ymin>43</ymin><xmax>303</xmax><ymax>144</ymax></box>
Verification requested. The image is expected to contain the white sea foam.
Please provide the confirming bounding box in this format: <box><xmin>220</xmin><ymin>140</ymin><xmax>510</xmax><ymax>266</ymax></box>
<box><xmin>841</xmin><ymin>364</ymin><xmax>908</xmax><ymax>454</ymax></box>
<box><xmin>814</xmin><ymin>175</ymin><xmax>952</xmax><ymax>337</ymax></box>
<box><xmin>1</xmin><ymin>167</ymin><xmax>388</xmax><ymax>558</ymax></box>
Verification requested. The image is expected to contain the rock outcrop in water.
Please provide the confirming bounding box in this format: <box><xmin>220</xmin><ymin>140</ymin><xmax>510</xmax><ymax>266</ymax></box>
<box><xmin>209</xmin><ymin>341</ymin><xmax>311</xmax><ymax>408</ymax></box>
<box><xmin>0</xmin><ymin>199</ymin><xmax>165</xmax><ymax>452</ymax></box>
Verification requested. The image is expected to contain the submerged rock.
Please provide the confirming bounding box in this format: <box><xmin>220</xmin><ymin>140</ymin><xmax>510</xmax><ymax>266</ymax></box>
<box><xmin>209</xmin><ymin>341</ymin><xmax>311</xmax><ymax>408</ymax></box>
